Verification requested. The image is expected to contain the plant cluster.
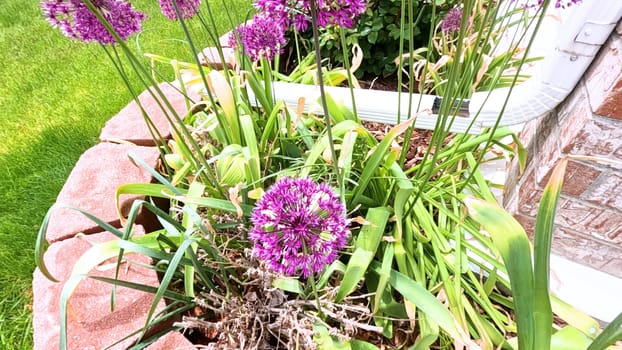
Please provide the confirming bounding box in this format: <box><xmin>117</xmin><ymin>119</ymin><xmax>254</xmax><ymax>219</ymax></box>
<box><xmin>289</xmin><ymin>0</ymin><xmax>537</xmax><ymax>96</ymax></box>
<box><xmin>291</xmin><ymin>0</ymin><xmax>462</xmax><ymax>78</ymax></box>
<box><xmin>36</xmin><ymin>0</ymin><xmax>622</xmax><ymax>349</ymax></box>
<box><xmin>403</xmin><ymin>0</ymin><xmax>538</xmax><ymax>95</ymax></box>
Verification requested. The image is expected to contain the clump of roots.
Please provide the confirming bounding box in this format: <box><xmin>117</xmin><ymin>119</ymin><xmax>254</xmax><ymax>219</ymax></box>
<box><xmin>174</xmin><ymin>264</ymin><xmax>382</xmax><ymax>349</ymax></box>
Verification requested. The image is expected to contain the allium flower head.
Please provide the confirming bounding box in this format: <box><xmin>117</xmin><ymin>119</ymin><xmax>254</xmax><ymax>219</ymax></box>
<box><xmin>254</xmin><ymin>0</ymin><xmax>367</xmax><ymax>31</ymax></box>
<box><xmin>249</xmin><ymin>177</ymin><xmax>349</xmax><ymax>277</ymax></box>
<box><xmin>513</xmin><ymin>0</ymin><xmax>583</xmax><ymax>9</ymax></box>
<box><xmin>159</xmin><ymin>0</ymin><xmax>202</xmax><ymax>20</ymax></box>
<box><xmin>441</xmin><ymin>7</ymin><xmax>463</xmax><ymax>35</ymax></box>
<box><xmin>554</xmin><ymin>0</ymin><xmax>583</xmax><ymax>8</ymax></box>
<box><xmin>316</xmin><ymin>0</ymin><xmax>368</xmax><ymax>28</ymax></box>
<box><xmin>41</xmin><ymin>0</ymin><xmax>146</xmax><ymax>44</ymax></box>
<box><xmin>229</xmin><ymin>15</ymin><xmax>287</xmax><ymax>62</ymax></box>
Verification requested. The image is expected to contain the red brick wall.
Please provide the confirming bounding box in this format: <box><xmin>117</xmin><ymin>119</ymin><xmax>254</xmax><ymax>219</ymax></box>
<box><xmin>504</xmin><ymin>22</ymin><xmax>622</xmax><ymax>278</ymax></box>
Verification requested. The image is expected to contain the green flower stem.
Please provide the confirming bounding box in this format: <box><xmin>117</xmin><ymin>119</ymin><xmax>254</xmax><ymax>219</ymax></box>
<box><xmin>308</xmin><ymin>272</ymin><xmax>324</xmax><ymax>318</ymax></box>
<box><xmin>302</xmin><ymin>241</ymin><xmax>324</xmax><ymax>318</ymax></box>
<box><xmin>293</xmin><ymin>28</ymin><xmax>304</xmax><ymax>71</ymax></box>
<box><xmin>338</xmin><ymin>29</ymin><xmax>359</xmax><ymax>123</ymax></box>
<box><xmin>309</xmin><ymin>0</ymin><xmax>343</xmax><ymax>199</ymax></box>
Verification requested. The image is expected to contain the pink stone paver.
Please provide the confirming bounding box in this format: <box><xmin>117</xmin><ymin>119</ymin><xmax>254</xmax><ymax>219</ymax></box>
<box><xmin>100</xmin><ymin>83</ymin><xmax>200</xmax><ymax>146</ymax></box>
<box><xmin>33</xmin><ymin>229</ymin><xmax>168</xmax><ymax>350</ymax></box>
<box><xmin>219</xmin><ymin>31</ymin><xmax>232</xmax><ymax>47</ymax></box>
<box><xmin>198</xmin><ymin>47</ymin><xmax>236</xmax><ymax>69</ymax></box>
<box><xmin>45</xmin><ymin>143</ymin><xmax>160</xmax><ymax>243</ymax></box>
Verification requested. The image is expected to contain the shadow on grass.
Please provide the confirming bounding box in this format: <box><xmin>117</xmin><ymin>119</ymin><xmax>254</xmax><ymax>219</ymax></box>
<box><xmin>0</xmin><ymin>123</ymin><xmax>102</xmax><ymax>350</ymax></box>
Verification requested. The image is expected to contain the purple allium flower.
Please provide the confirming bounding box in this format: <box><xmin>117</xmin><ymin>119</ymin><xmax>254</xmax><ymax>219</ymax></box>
<box><xmin>229</xmin><ymin>15</ymin><xmax>287</xmax><ymax>62</ymax></box>
<box><xmin>513</xmin><ymin>0</ymin><xmax>583</xmax><ymax>9</ymax></box>
<box><xmin>552</xmin><ymin>0</ymin><xmax>583</xmax><ymax>8</ymax></box>
<box><xmin>254</xmin><ymin>0</ymin><xmax>367</xmax><ymax>31</ymax></box>
<box><xmin>441</xmin><ymin>7</ymin><xmax>463</xmax><ymax>35</ymax></box>
<box><xmin>159</xmin><ymin>0</ymin><xmax>202</xmax><ymax>20</ymax></box>
<box><xmin>249</xmin><ymin>177</ymin><xmax>349</xmax><ymax>277</ymax></box>
<box><xmin>41</xmin><ymin>0</ymin><xmax>146</xmax><ymax>44</ymax></box>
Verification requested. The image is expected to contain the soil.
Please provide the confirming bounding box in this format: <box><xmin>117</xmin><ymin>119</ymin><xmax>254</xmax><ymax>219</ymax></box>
<box><xmin>358</xmin><ymin>74</ymin><xmax>411</xmax><ymax>93</ymax></box>
<box><xmin>362</xmin><ymin>120</ymin><xmax>436</xmax><ymax>169</ymax></box>
<box><xmin>357</xmin><ymin>74</ymin><xmax>439</xmax><ymax>169</ymax></box>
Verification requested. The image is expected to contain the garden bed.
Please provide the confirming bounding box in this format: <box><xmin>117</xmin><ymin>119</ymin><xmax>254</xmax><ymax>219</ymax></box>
<box><xmin>34</xmin><ymin>0</ymin><xmax>622</xmax><ymax>349</ymax></box>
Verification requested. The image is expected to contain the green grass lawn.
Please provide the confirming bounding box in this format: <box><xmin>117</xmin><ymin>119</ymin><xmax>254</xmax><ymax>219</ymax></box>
<box><xmin>0</xmin><ymin>1</ymin><xmax>249</xmax><ymax>348</ymax></box>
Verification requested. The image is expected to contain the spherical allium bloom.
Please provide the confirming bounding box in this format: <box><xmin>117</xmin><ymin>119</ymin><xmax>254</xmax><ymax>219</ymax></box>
<box><xmin>41</xmin><ymin>0</ymin><xmax>146</xmax><ymax>44</ymax></box>
<box><xmin>229</xmin><ymin>15</ymin><xmax>287</xmax><ymax>62</ymax></box>
<box><xmin>249</xmin><ymin>177</ymin><xmax>349</xmax><ymax>277</ymax></box>
<box><xmin>315</xmin><ymin>0</ymin><xmax>368</xmax><ymax>28</ymax></box>
<box><xmin>159</xmin><ymin>0</ymin><xmax>202</xmax><ymax>20</ymax></box>
<box><xmin>440</xmin><ymin>7</ymin><xmax>463</xmax><ymax>35</ymax></box>
<box><xmin>254</xmin><ymin>0</ymin><xmax>367</xmax><ymax>32</ymax></box>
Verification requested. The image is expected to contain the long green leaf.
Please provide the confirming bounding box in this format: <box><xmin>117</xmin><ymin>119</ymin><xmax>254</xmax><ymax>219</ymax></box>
<box><xmin>36</xmin><ymin>203</ymin><xmax>127</xmax><ymax>282</ymax></box>
<box><xmin>336</xmin><ymin>207</ymin><xmax>391</xmax><ymax>302</ymax></box>
<box><xmin>127</xmin><ymin>152</ymin><xmax>183</xmax><ymax>196</ymax></box>
<box><xmin>301</xmin><ymin>120</ymin><xmax>365</xmax><ymax>177</ymax></box>
<box><xmin>59</xmin><ymin>274</ymin><xmax>87</xmax><ymax>350</ymax></box>
<box><xmin>464</xmin><ymin>196</ymin><xmax>535</xmax><ymax>350</ymax></box>
<box><xmin>351</xmin><ymin>117</ymin><xmax>414</xmax><ymax>206</ymax></box>
<box><xmin>390</xmin><ymin>163</ymin><xmax>415</xmax><ymax>242</ymax></box>
<box><xmin>240</xmin><ymin>114</ymin><xmax>261</xmax><ymax>187</ymax></box>
<box><xmin>533</xmin><ymin>158</ymin><xmax>568</xmax><ymax>350</ymax></box>
<box><xmin>142</xmin><ymin>238</ymin><xmax>196</xmax><ymax>336</ymax></box>
<box><xmin>259</xmin><ymin>100</ymin><xmax>284</xmax><ymax>153</ymax></box>
<box><xmin>370</xmin><ymin>262</ymin><xmax>464</xmax><ymax>344</ymax></box>
<box><xmin>373</xmin><ymin>243</ymin><xmax>394</xmax><ymax>314</ymax></box>
<box><xmin>182</xmin><ymin>182</ymin><xmax>205</xmax><ymax>298</ymax></box>
<box><xmin>587</xmin><ymin>311</ymin><xmax>622</xmax><ymax>350</ymax></box>
<box><xmin>35</xmin><ymin>206</ymin><xmax>59</xmax><ymax>283</ymax></box>
<box><xmin>316</xmin><ymin>260</ymin><xmax>346</xmax><ymax>290</ymax></box>
<box><xmin>272</xmin><ymin>278</ymin><xmax>304</xmax><ymax>295</ymax></box>
<box><xmin>169</xmin><ymin>195</ymin><xmax>253</xmax><ymax>215</ymax></box>
<box><xmin>551</xmin><ymin>295</ymin><xmax>600</xmax><ymax>339</ymax></box>
<box><xmin>551</xmin><ymin>326</ymin><xmax>593</xmax><ymax>350</ymax></box>
<box><xmin>115</xmin><ymin>183</ymin><xmax>186</xmax><ymax>221</ymax></box>
<box><xmin>86</xmin><ymin>275</ymin><xmax>192</xmax><ymax>302</ymax></box>
<box><xmin>338</xmin><ymin>130</ymin><xmax>358</xmax><ymax>187</ymax></box>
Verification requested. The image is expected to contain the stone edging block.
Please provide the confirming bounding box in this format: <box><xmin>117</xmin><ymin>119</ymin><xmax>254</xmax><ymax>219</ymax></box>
<box><xmin>197</xmin><ymin>47</ymin><xmax>236</xmax><ymax>70</ymax></box>
<box><xmin>99</xmin><ymin>83</ymin><xmax>200</xmax><ymax>146</ymax></box>
<box><xmin>33</xmin><ymin>229</ymin><xmax>170</xmax><ymax>350</ymax></box>
<box><xmin>45</xmin><ymin>143</ymin><xmax>160</xmax><ymax>243</ymax></box>
<box><xmin>35</xmin><ymin>85</ymin><xmax>204</xmax><ymax>349</ymax></box>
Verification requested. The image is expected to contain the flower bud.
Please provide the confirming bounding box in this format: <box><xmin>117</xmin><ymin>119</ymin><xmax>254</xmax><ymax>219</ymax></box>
<box><xmin>216</xmin><ymin>144</ymin><xmax>246</xmax><ymax>186</ymax></box>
